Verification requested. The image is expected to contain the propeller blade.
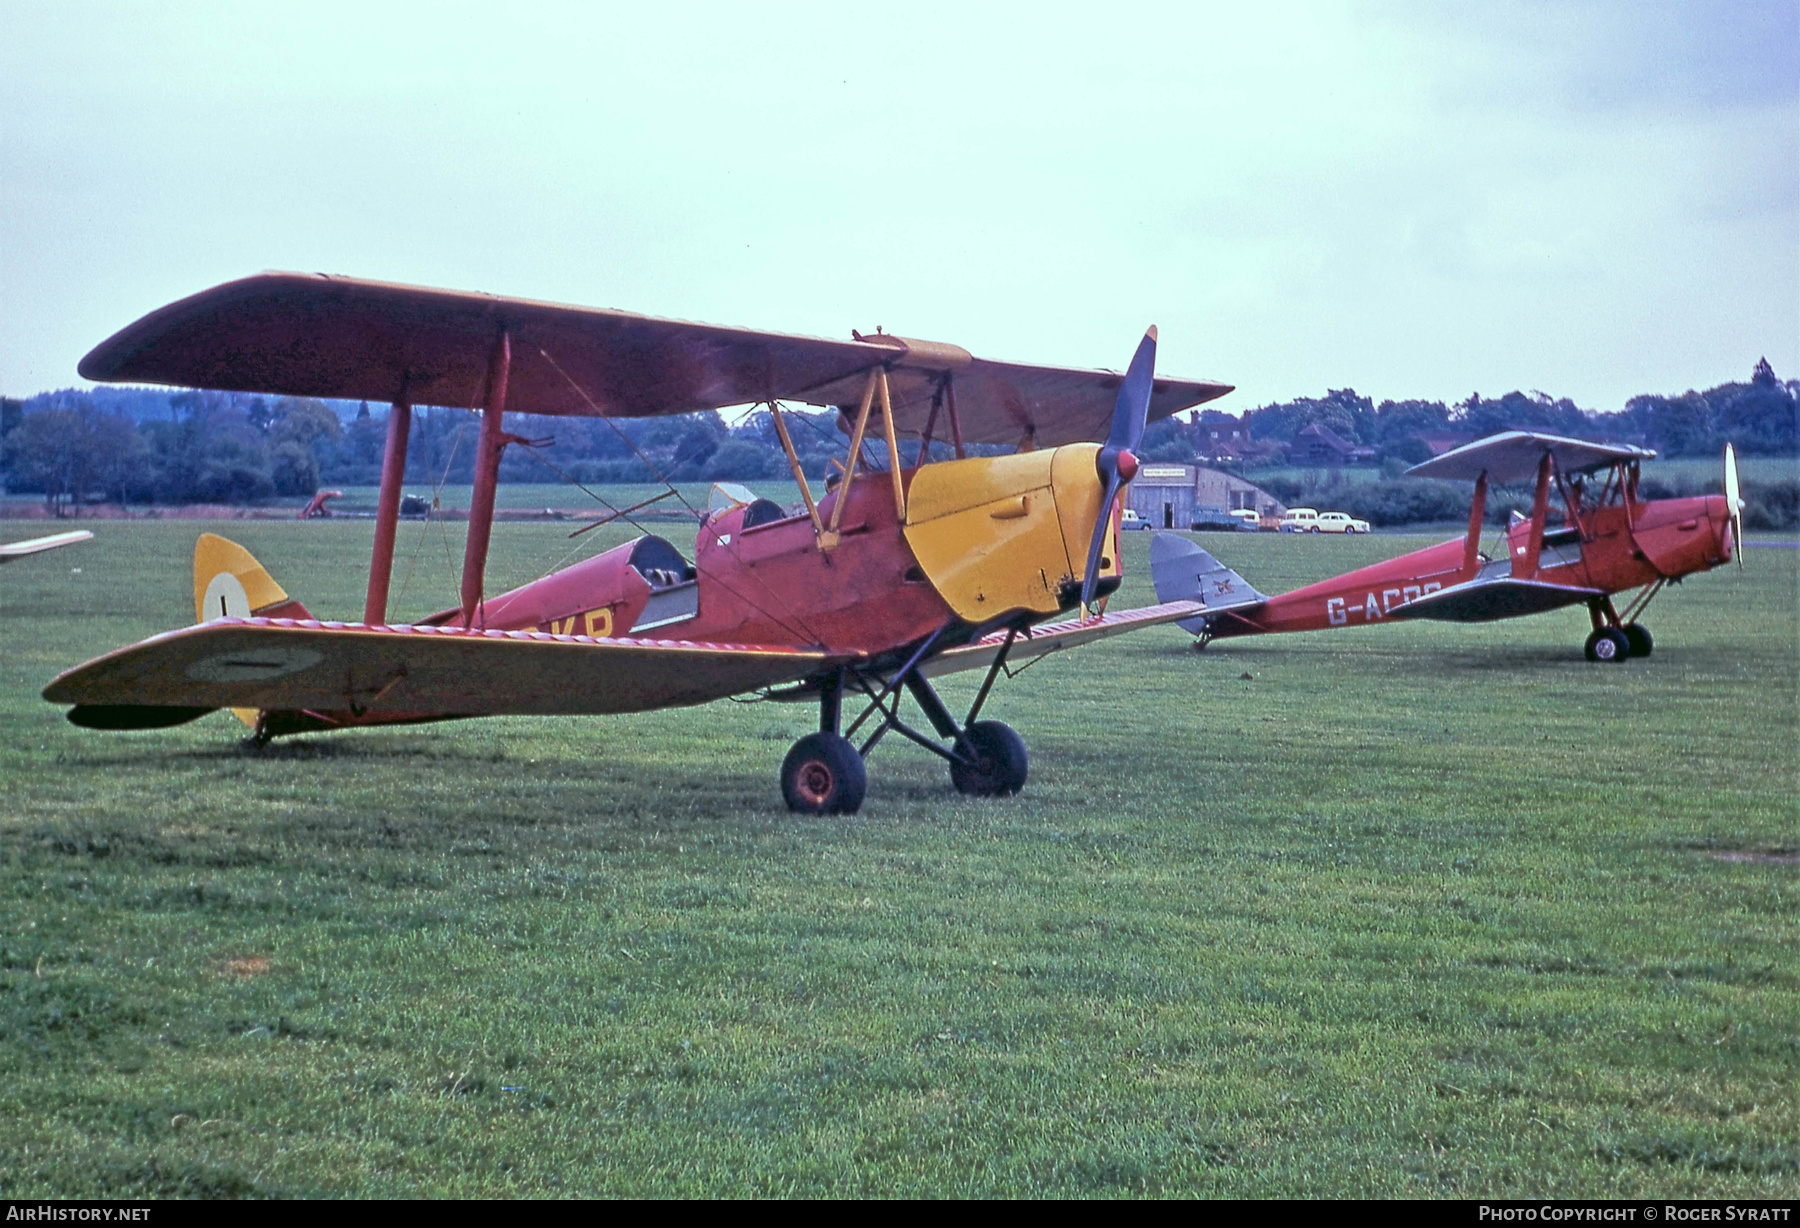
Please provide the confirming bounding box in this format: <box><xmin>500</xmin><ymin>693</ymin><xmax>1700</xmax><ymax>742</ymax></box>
<box><xmin>1105</xmin><ymin>326</ymin><xmax>1159</xmax><ymax>453</ymax></box>
<box><xmin>1724</xmin><ymin>442</ymin><xmax>1744</xmax><ymax>567</ymax></box>
<box><xmin>1079</xmin><ymin>470</ymin><xmax>1124</xmax><ymax>613</ymax></box>
<box><xmin>1081</xmin><ymin>327</ymin><xmax>1158</xmax><ymax>613</ymax></box>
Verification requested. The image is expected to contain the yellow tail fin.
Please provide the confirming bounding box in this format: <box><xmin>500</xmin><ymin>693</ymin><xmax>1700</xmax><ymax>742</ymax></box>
<box><xmin>193</xmin><ymin>534</ymin><xmax>309</xmax><ymax>728</ymax></box>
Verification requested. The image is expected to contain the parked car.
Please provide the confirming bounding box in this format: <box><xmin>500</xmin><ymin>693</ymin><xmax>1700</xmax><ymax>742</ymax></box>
<box><xmin>1120</xmin><ymin>508</ymin><xmax>1153</xmax><ymax>531</ymax></box>
<box><xmin>1189</xmin><ymin>509</ymin><xmax>1242</xmax><ymax>532</ymax></box>
<box><xmin>1279</xmin><ymin>507</ymin><xmax>1370</xmax><ymax>534</ymax></box>
<box><xmin>1228</xmin><ymin>508</ymin><xmax>1262</xmax><ymax>531</ymax></box>
<box><xmin>1316</xmin><ymin>511</ymin><xmax>1371</xmax><ymax>534</ymax></box>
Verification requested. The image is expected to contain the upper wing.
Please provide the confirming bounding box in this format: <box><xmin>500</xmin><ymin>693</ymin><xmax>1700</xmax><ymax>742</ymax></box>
<box><xmin>43</xmin><ymin>617</ymin><xmax>840</xmax><ymax>718</ymax></box>
<box><xmin>77</xmin><ymin>272</ymin><xmax>1232</xmax><ymax>448</ymax></box>
<box><xmin>1406</xmin><ymin>430</ymin><xmax>1655</xmax><ymax>484</ymax></box>
<box><xmin>920</xmin><ymin>601</ymin><xmax>1204</xmax><ymax>679</ymax></box>
<box><xmin>1</xmin><ymin>530</ymin><xmax>93</xmax><ymax>561</ymax></box>
<box><xmin>1383</xmin><ymin>576</ymin><xmax>1602</xmax><ymax>623</ymax></box>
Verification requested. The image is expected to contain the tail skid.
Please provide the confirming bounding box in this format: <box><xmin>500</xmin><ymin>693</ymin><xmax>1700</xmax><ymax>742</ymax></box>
<box><xmin>1148</xmin><ymin>533</ymin><xmax>1269</xmax><ymax>635</ymax></box>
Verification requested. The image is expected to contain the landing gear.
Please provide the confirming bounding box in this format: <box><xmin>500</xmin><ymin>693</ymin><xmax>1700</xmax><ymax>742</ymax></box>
<box><xmin>950</xmin><ymin>721</ymin><xmax>1029</xmax><ymax>796</ymax></box>
<box><xmin>780</xmin><ymin>732</ymin><xmax>866</xmax><ymax>815</ymax></box>
<box><xmin>1622</xmin><ymin>622</ymin><xmax>1653</xmax><ymax>658</ymax></box>
<box><xmin>1584</xmin><ymin>627</ymin><xmax>1630</xmax><ymax>663</ymax></box>
<box><xmin>780</xmin><ymin>627</ymin><xmax>1034</xmax><ymax>812</ymax></box>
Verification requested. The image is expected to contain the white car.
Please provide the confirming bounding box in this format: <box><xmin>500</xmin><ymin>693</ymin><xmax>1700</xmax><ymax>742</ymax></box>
<box><xmin>1279</xmin><ymin>508</ymin><xmax>1370</xmax><ymax>534</ymax></box>
<box><xmin>1119</xmin><ymin>508</ymin><xmax>1154</xmax><ymax>531</ymax></box>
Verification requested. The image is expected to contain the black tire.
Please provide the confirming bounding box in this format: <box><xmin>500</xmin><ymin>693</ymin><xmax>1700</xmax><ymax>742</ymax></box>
<box><xmin>950</xmin><ymin>720</ymin><xmax>1029</xmax><ymax>797</ymax></box>
<box><xmin>1309</xmin><ymin>526</ymin><xmax>1320</xmax><ymax>534</ymax></box>
<box><xmin>1584</xmin><ymin>627</ymin><xmax>1630</xmax><ymax>663</ymax></box>
<box><xmin>781</xmin><ymin>732</ymin><xmax>866</xmax><ymax>814</ymax></box>
<box><xmin>1622</xmin><ymin>623</ymin><xmax>1653</xmax><ymax>658</ymax></box>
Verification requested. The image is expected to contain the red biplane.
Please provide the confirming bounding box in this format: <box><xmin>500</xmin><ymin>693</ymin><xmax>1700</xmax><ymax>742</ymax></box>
<box><xmin>43</xmin><ymin>273</ymin><xmax>1232</xmax><ymax>812</ymax></box>
<box><xmin>1153</xmin><ymin>431</ymin><xmax>1743</xmax><ymax>661</ymax></box>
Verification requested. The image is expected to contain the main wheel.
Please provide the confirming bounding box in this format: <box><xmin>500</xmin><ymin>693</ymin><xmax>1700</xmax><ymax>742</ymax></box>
<box><xmin>1584</xmin><ymin>627</ymin><xmax>1630</xmax><ymax>663</ymax></box>
<box><xmin>1622</xmin><ymin>623</ymin><xmax>1653</xmax><ymax>658</ymax></box>
<box><xmin>781</xmin><ymin>732</ymin><xmax>866</xmax><ymax>814</ymax></box>
<box><xmin>950</xmin><ymin>721</ymin><xmax>1029</xmax><ymax>797</ymax></box>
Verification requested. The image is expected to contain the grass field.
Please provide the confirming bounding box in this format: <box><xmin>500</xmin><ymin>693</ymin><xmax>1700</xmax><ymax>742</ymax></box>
<box><xmin>1</xmin><ymin>518</ymin><xmax>1795</xmax><ymax>1197</ymax></box>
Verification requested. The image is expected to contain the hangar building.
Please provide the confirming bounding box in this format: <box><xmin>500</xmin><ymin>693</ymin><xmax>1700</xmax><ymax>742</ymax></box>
<box><xmin>1127</xmin><ymin>464</ymin><xmax>1289</xmax><ymax>529</ymax></box>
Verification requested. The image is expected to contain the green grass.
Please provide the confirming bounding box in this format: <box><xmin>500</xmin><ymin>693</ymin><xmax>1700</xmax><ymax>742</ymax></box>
<box><xmin>1</xmin><ymin>521</ymin><xmax>1795</xmax><ymax>1197</ymax></box>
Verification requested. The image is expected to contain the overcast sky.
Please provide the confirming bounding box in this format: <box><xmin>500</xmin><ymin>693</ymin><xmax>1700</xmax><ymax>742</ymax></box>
<box><xmin>2</xmin><ymin>1</ymin><xmax>1795</xmax><ymax>414</ymax></box>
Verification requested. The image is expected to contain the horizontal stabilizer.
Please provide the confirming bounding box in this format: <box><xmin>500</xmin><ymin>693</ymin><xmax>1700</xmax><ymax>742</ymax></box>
<box><xmin>1384</xmin><ymin>577</ymin><xmax>1601</xmax><ymax>623</ymax></box>
<box><xmin>920</xmin><ymin>601</ymin><xmax>1205</xmax><ymax>679</ymax></box>
<box><xmin>44</xmin><ymin>617</ymin><xmax>840</xmax><ymax>719</ymax></box>
<box><xmin>1148</xmin><ymin>532</ymin><xmax>1268</xmax><ymax>634</ymax></box>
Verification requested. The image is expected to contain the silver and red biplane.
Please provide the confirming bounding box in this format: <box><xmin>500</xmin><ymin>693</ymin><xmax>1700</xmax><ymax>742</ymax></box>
<box><xmin>1152</xmin><ymin>431</ymin><xmax>1743</xmax><ymax>660</ymax></box>
<box><xmin>44</xmin><ymin>273</ymin><xmax>1233</xmax><ymax>812</ymax></box>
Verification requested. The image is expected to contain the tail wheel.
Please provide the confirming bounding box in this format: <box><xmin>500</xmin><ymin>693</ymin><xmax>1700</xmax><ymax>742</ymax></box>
<box><xmin>1622</xmin><ymin>623</ymin><xmax>1653</xmax><ymax>658</ymax></box>
<box><xmin>781</xmin><ymin>732</ymin><xmax>866</xmax><ymax>814</ymax></box>
<box><xmin>1584</xmin><ymin>627</ymin><xmax>1630</xmax><ymax>663</ymax></box>
<box><xmin>950</xmin><ymin>721</ymin><xmax>1029</xmax><ymax>796</ymax></box>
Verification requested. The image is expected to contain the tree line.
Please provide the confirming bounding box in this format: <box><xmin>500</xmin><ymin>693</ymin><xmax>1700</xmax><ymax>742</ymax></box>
<box><xmin>3</xmin><ymin>361</ymin><xmax>1794</xmax><ymax>524</ymax></box>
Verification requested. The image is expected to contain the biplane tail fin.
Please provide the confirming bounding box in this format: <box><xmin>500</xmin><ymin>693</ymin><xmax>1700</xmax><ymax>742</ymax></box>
<box><xmin>193</xmin><ymin>534</ymin><xmax>312</xmax><ymax>730</ymax></box>
<box><xmin>1149</xmin><ymin>532</ymin><xmax>1269</xmax><ymax>634</ymax></box>
<box><xmin>193</xmin><ymin>533</ymin><xmax>311</xmax><ymax>624</ymax></box>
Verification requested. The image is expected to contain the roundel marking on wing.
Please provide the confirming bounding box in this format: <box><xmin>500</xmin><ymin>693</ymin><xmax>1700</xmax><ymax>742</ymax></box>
<box><xmin>186</xmin><ymin>645</ymin><xmax>324</xmax><ymax>683</ymax></box>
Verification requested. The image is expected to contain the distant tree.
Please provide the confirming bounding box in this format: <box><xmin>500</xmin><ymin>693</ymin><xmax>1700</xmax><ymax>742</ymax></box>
<box><xmin>1139</xmin><ymin>416</ymin><xmax>1196</xmax><ymax>463</ymax></box>
<box><xmin>1455</xmin><ymin>391</ymin><xmax>1592</xmax><ymax>439</ymax></box>
<box><xmin>1245</xmin><ymin>389</ymin><xmax>1373</xmax><ymax>445</ymax></box>
<box><xmin>703</xmin><ymin>439</ymin><xmax>782</xmax><ymax>481</ymax></box>
<box><xmin>4</xmin><ymin>405</ymin><xmax>146</xmax><ymax>510</ymax></box>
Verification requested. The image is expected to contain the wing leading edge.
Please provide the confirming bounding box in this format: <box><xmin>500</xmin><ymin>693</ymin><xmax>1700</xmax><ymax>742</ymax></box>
<box><xmin>78</xmin><ymin>272</ymin><xmax>1233</xmax><ymax>449</ymax></box>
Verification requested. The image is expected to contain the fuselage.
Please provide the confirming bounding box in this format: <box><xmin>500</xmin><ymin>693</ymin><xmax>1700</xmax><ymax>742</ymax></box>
<box><xmin>459</xmin><ymin>445</ymin><xmax>1123</xmax><ymax>661</ymax></box>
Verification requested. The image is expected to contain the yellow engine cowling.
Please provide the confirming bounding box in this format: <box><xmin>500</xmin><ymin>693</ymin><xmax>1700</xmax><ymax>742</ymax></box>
<box><xmin>902</xmin><ymin>444</ymin><xmax>1119</xmax><ymax>622</ymax></box>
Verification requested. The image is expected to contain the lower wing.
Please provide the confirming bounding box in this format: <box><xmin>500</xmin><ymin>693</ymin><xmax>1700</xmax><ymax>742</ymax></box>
<box><xmin>1384</xmin><ymin>577</ymin><xmax>1602</xmax><ymax>623</ymax></box>
<box><xmin>44</xmin><ymin>617</ymin><xmax>841</xmax><ymax>726</ymax></box>
<box><xmin>920</xmin><ymin>601</ymin><xmax>1204</xmax><ymax>678</ymax></box>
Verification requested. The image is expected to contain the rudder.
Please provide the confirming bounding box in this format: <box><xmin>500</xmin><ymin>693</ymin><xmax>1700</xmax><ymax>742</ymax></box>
<box><xmin>1149</xmin><ymin>532</ymin><xmax>1268</xmax><ymax>634</ymax></box>
<box><xmin>193</xmin><ymin>533</ymin><xmax>311</xmax><ymax>729</ymax></box>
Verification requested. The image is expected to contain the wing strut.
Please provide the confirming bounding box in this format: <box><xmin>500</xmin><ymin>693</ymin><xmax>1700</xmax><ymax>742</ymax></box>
<box><xmin>767</xmin><ymin>403</ymin><xmax>826</xmax><ymax>541</ymax></box>
<box><xmin>1462</xmin><ymin>470</ymin><xmax>1487</xmax><ymax>580</ymax></box>
<box><xmin>365</xmin><ymin>389</ymin><xmax>412</xmax><ymax>626</ymax></box>
<box><xmin>1513</xmin><ymin>452</ymin><xmax>1552</xmax><ymax>579</ymax></box>
<box><xmin>823</xmin><ymin>370</ymin><xmax>880</xmax><ymax>551</ymax></box>
<box><xmin>461</xmin><ymin>330</ymin><xmax>511</xmax><ymax>628</ymax></box>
